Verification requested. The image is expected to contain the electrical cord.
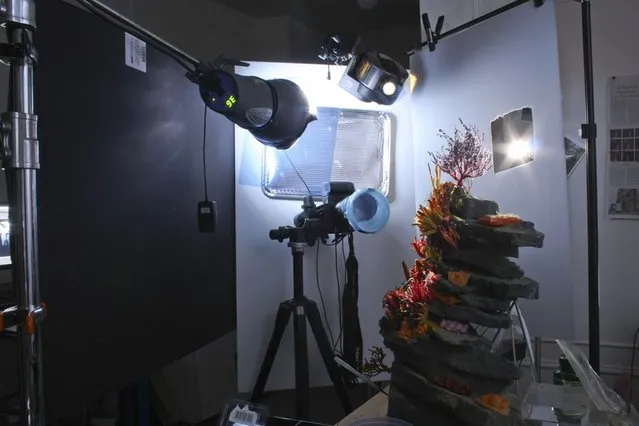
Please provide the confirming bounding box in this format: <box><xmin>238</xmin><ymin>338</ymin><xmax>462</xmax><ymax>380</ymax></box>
<box><xmin>284</xmin><ymin>152</ymin><xmax>343</xmax><ymax>353</ymax></box>
<box><xmin>283</xmin><ymin>152</ymin><xmax>313</xmax><ymax>198</ymax></box>
<box><xmin>629</xmin><ymin>326</ymin><xmax>639</xmax><ymax>410</ymax></box>
<box><xmin>202</xmin><ymin>105</ymin><xmax>209</xmax><ymax>201</ymax></box>
<box><xmin>322</xmin><ymin>234</ymin><xmax>346</xmax><ymax>247</ymax></box>
<box><xmin>280</xmin><ymin>153</ymin><xmax>347</xmax><ymax>355</ymax></box>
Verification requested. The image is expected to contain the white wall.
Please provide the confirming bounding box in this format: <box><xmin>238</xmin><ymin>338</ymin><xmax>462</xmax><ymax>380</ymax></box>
<box><xmin>410</xmin><ymin>2</ymin><xmax>574</xmax><ymax>339</ymax></box>
<box><xmin>235</xmin><ymin>62</ymin><xmax>415</xmax><ymax>392</ymax></box>
<box><xmin>556</xmin><ymin>0</ymin><xmax>639</xmax><ymax>345</ymax></box>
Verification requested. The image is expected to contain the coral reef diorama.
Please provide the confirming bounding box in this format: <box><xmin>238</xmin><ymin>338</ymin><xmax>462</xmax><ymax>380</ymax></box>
<box><xmin>381</xmin><ymin>119</ymin><xmax>544</xmax><ymax>426</ymax></box>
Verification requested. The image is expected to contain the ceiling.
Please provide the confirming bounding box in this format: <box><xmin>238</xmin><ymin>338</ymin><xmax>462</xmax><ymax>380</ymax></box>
<box><xmin>211</xmin><ymin>0</ymin><xmax>420</xmax><ymax>33</ymax></box>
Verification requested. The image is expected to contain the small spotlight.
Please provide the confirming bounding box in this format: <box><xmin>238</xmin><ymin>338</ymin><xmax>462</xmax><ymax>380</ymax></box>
<box><xmin>507</xmin><ymin>139</ymin><xmax>533</xmax><ymax>160</ymax></box>
<box><xmin>338</xmin><ymin>51</ymin><xmax>408</xmax><ymax>106</ymax></box>
<box><xmin>381</xmin><ymin>81</ymin><xmax>397</xmax><ymax>96</ymax></box>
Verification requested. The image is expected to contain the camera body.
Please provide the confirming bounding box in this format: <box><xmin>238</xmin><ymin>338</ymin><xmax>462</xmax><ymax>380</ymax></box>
<box><xmin>270</xmin><ymin>182</ymin><xmax>356</xmax><ymax>245</ymax></box>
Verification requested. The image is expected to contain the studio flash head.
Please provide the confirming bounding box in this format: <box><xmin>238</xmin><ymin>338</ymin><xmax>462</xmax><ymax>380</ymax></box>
<box><xmin>338</xmin><ymin>51</ymin><xmax>408</xmax><ymax>106</ymax></box>
<box><xmin>188</xmin><ymin>64</ymin><xmax>317</xmax><ymax>150</ymax></box>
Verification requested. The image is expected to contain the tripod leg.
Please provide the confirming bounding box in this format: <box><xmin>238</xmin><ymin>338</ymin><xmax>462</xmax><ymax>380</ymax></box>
<box><xmin>294</xmin><ymin>303</ymin><xmax>310</xmax><ymax>420</ymax></box>
<box><xmin>251</xmin><ymin>302</ymin><xmax>292</xmax><ymax>403</ymax></box>
<box><xmin>305</xmin><ymin>300</ymin><xmax>353</xmax><ymax>414</ymax></box>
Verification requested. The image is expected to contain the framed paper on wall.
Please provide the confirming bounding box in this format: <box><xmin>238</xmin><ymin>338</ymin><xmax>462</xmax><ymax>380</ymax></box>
<box><xmin>606</xmin><ymin>75</ymin><xmax>639</xmax><ymax>219</ymax></box>
<box><xmin>0</xmin><ymin>206</ymin><xmax>9</xmax><ymax>267</ymax></box>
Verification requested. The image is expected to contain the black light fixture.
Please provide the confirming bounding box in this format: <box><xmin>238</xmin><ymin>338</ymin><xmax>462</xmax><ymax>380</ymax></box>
<box><xmin>338</xmin><ymin>50</ymin><xmax>409</xmax><ymax>106</ymax></box>
<box><xmin>188</xmin><ymin>63</ymin><xmax>316</xmax><ymax>150</ymax></box>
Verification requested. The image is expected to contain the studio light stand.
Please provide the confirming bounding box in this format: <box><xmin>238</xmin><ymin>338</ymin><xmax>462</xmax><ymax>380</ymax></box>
<box><xmin>251</xmin><ymin>226</ymin><xmax>352</xmax><ymax>420</ymax></box>
<box><xmin>578</xmin><ymin>0</ymin><xmax>600</xmax><ymax>375</ymax></box>
<box><xmin>0</xmin><ymin>1</ymin><xmax>46</xmax><ymax>426</ymax></box>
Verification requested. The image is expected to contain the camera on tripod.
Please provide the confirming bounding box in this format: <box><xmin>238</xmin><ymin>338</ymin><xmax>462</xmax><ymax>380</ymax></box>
<box><xmin>269</xmin><ymin>182</ymin><xmax>390</xmax><ymax>245</ymax></box>
<box><xmin>254</xmin><ymin>182</ymin><xmax>390</xmax><ymax>418</ymax></box>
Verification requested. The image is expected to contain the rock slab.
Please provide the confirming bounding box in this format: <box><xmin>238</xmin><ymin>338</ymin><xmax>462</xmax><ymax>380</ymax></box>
<box><xmin>429</xmin><ymin>300</ymin><xmax>512</xmax><ymax>328</ymax></box>
<box><xmin>451</xmin><ymin>193</ymin><xmax>499</xmax><ymax>219</ymax></box>
<box><xmin>389</xmin><ymin>362</ymin><xmax>525</xmax><ymax>426</ymax></box>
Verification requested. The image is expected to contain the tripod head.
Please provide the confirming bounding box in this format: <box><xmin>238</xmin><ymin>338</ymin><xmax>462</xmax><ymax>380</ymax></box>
<box><xmin>269</xmin><ymin>225</ymin><xmax>322</xmax><ymax>247</ymax></box>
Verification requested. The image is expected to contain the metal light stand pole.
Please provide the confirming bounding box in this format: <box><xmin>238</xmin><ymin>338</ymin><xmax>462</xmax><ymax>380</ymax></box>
<box><xmin>0</xmin><ymin>1</ymin><xmax>46</xmax><ymax>425</ymax></box>
<box><xmin>578</xmin><ymin>0</ymin><xmax>600</xmax><ymax>375</ymax></box>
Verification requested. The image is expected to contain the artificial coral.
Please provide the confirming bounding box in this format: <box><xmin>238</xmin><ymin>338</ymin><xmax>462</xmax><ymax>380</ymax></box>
<box><xmin>434</xmin><ymin>377</ymin><xmax>473</xmax><ymax>396</ymax></box>
<box><xmin>375</xmin><ymin>120</ymin><xmax>523</xmax><ymax>420</ymax></box>
<box><xmin>429</xmin><ymin>118</ymin><xmax>492</xmax><ymax>189</ymax></box>
<box><xmin>382</xmin><ymin>119</ymin><xmax>494</xmax><ymax>341</ymax></box>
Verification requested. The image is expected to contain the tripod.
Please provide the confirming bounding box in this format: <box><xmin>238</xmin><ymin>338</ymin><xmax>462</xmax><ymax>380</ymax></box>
<box><xmin>251</xmin><ymin>227</ymin><xmax>352</xmax><ymax>420</ymax></box>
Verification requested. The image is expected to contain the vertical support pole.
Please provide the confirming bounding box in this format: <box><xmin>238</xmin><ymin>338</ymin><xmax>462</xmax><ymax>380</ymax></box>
<box><xmin>291</xmin><ymin>244</ymin><xmax>309</xmax><ymax>420</ymax></box>
<box><xmin>579</xmin><ymin>0</ymin><xmax>600</xmax><ymax>374</ymax></box>
<box><xmin>1</xmin><ymin>1</ymin><xmax>45</xmax><ymax>425</ymax></box>
<box><xmin>534</xmin><ymin>336</ymin><xmax>542</xmax><ymax>382</ymax></box>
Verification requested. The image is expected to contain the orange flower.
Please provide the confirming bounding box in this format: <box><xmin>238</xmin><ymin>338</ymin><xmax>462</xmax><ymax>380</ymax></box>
<box><xmin>397</xmin><ymin>318</ymin><xmax>428</xmax><ymax>341</ymax></box>
<box><xmin>448</xmin><ymin>270</ymin><xmax>471</xmax><ymax>287</ymax></box>
<box><xmin>415</xmin><ymin>323</ymin><xmax>428</xmax><ymax>336</ymax></box>
<box><xmin>397</xmin><ymin>321</ymin><xmax>414</xmax><ymax>341</ymax></box>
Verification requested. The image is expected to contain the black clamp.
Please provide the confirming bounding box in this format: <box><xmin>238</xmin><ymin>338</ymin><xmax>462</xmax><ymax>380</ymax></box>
<box><xmin>318</xmin><ymin>34</ymin><xmax>360</xmax><ymax>66</ymax></box>
<box><xmin>422</xmin><ymin>13</ymin><xmax>445</xmax><ymax>52</ymax></box>
<box><xmin>0</xmin><ymin>28</ymin><xmax>37</xmax><ymax>63</ymax></box>
<box><xmin>581</xmin><ymin>123</ymin><xmax>598</xmax><ymax>140</ymax></box>
<box><xmin>408</xmin><ymin>13</ymin><xmax>444</xmax><ymax>55</ymax></box>
<box><xmin>185</xmin><ymin>54</ymin><xmax>248</xmax><ymax>87</ymax></box>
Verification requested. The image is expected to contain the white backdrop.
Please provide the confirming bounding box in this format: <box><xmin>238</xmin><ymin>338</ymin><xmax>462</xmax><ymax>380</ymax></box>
<box><xmin>235</xmin><ymin>62</ymin><xmax>416</xmax><ymax>392</ymax></box>
<box><xmin>556</xmin><ymin>0</ymin><xmax>639</xmax><ymax>344</ymax></box>
<box><xmin>409</xmin><ymin>2</ymin><xmax>575</xmax><ymax>339</ymax></box>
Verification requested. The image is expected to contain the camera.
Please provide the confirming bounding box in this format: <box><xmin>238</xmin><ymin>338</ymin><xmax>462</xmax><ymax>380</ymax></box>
<box><xmin>269</xmin><ymin>182</ymin><xmax>390</xmax><ymax>245</ymax></box>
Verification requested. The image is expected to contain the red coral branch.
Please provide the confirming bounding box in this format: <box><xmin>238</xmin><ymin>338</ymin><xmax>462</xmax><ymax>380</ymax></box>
<box><xmin>411</xmin><ymin>236</ymin><xmax>428</xmax><ymax>258</ymax></box>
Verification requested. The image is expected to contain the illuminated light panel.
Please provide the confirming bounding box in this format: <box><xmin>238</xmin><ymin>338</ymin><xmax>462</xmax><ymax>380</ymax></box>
<box><xmin>507</xmin><ymin>138</ymin><xmax>533</xmax><ymax>159</ymax></box>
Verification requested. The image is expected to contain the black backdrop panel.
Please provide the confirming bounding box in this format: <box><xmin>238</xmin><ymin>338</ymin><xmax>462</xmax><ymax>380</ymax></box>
<box><xmin>13</xmin><ymin>0</ymin><xmax>236</xmax><ymax>418</ymax></box>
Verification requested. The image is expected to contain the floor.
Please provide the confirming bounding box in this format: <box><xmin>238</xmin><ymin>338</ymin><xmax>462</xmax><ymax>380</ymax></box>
<box><xmin>198</xmin><ymin>383</ymin><xmax>385</xmax><ymax>426</ymax></box>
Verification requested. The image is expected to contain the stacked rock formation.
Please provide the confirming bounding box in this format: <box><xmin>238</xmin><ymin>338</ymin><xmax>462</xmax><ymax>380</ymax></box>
<box><xmin>380</xmin><ymin>179</ymin><xmax>544</xmax><ymax>426</ymax></box>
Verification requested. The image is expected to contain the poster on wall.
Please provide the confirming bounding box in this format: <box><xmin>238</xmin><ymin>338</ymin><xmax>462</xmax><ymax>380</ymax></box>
<box><xmin>607</xmin><ymin>74</ymin><xmax>639</xmax><ymax>219</ymax></box>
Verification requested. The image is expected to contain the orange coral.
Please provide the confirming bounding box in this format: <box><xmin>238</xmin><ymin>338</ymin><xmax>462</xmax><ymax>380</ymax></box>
<box><xmin>435</xmin><ymin>292</ymin><xmax>460</xmax><ymax>306</ymax></box>
<box><xmin>478</xmin><ymin>214</ymin><xmax>522</xmax><ymax>227</ymax></box>
<box><xmin>476</xmin><ymin>394</ymin><xmax>510</xmax><ymax>415</ymax></box>
<box><xmin>414</xmin><ymin>166</ymin><xmax>460</xmax><ymax>249</ymax></box>
<box><xmin>448</xmin><ymin>270</ymin><xmax>471</xmax><ymax>287</ymax></box>
<box><xmin>396</xmin><ymin>319</ymin><xmax>428</xmax><ymax>341</ymax></box>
